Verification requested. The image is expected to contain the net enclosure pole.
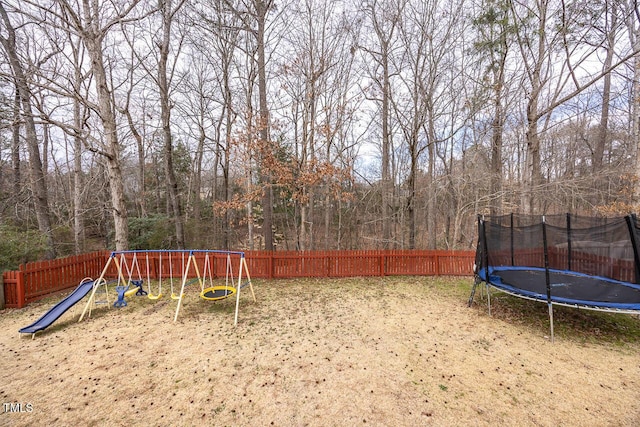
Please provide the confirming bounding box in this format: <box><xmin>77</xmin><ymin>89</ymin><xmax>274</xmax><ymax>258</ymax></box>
<box><xmin>510</xmin><ymin>213</ymin><xmax>514</xmax><ymax>266</ymax></box>
<box><xmin>542</xmin><ymin>215</ymin><xmax>554</xmax><ymax>343</ymax></box>
<box><xmin>468</xmin><ymin>216</ymin><xmax>480</xmax><ymax>307</ymax></box>
<box><xmin>566</xmin><ymin>213</ymin><xmax>572</xmax><ymax>272</ymax></box>
<box><xmin>481</xmin><ymin>217</ymin><xmax>492</xmax><ymax>315</ymax></box>
<box><xmin>625</xmin><ymin>215</ymin><xmax>640</xmax><ymax>284</ymax></box>
<box><xmin>469</xmin><ymin>216</ymin><xmax>486</xmax><ymax>307</ymax></box>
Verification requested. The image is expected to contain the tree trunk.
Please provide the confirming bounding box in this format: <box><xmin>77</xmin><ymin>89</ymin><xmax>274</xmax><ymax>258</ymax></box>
<box><xmin>11</xmin><ymin>88</ymin><xmax>20</xmax><ymax>201</ymax></box>
<box><xmin>426</xmin><ymin>112</ymin><xmax>437</xmax><ymax>250</ymax></box>
<box><xmin>523</xmin><ymin>2</ymin><xmax>547</xmax><ymax>215</ymax></box>
<box><xmin>631</xmin><ymin>7</ymin><xmax>640</xmax><ymax>203</ymax></box>
<box><xmin>526</xmin><ymin>98</ymin><xmax>542</xmax><ymax>215</ymax></box>
<box><xmin>381</xmin><ymin>38</ymin><xmax>392</xmax><ymax>249</ymax></box>
<box><xmin>192</xmin><ymin>126</ymin><xmax>205</xmax><ymax>223</ymax></box>
<box><xmin>73</xmin><ymin>70</ymin><xmax>85</xmax><ymax>254</ymax></box>
<box><xmin>159</xmin><ymin>0</ymin><xmax>185</xmax><ymax>248</ymax></box>
<box><xmin>324</xmin><ymin>136</ymin><xmax>332</xmax><ymax>250</ymax></box>
<box><xmin>85</xmin><ymin>37</ymin><xmax>129</xmax><ymax>250</ymax></box>
<box><xmin>42</xmin><ymin>123</ymin><xmax>49</xmax><ymax>189</ymax></box>
<box><xmin>407</xmin><ymin>146</ymin><xmax>417</xmax><ymax>249</ymax></box>
<box><xmin>490</xmin><ymin>49</ymin><xmax>507</xmax><ymax>217</ymax></box>
<box><xmin>594</xmin><ymin>4</ymin><xmax>617</xmax><ymax>206</ymax></box>
<box><xmin>222</xmin><ymin>38</ymin><xmax>236</xmax><ymax>250</ymax></box>
<box><xmin>123</xmin><ymin>107</ymin><xmax>147</xmax><ymax>218</ymax></box>
<box><xmin>256</xmin><ymin>0</ymin><xmax>274</xmax><ymax>250</ymax></box>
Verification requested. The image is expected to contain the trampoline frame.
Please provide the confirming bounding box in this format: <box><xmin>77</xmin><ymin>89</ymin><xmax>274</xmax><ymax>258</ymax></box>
<box><xmin>469</xmin><ymin>214</ymin><xmax>640</xmax><ymax>341</ymax></box>
<box><xmin>475</xmin><ymin>266</ymin><xmax>640</xmax><ymax>315</ymax></box>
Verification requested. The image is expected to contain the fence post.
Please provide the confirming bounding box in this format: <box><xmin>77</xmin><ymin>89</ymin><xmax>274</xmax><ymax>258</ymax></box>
<box><xmin>0</xmin><ymin>272</ymin><xmax>4</xmax><ymax>309</ymax></box>
<box><xmin>16</xmin><ymin>265</ymin><xmax>25</xmax><ymax>308</ymax></box>
<box><xmin>269</xmin><ymin>252</ymin><xmax>274</xmax><ymax>279</ymax></box>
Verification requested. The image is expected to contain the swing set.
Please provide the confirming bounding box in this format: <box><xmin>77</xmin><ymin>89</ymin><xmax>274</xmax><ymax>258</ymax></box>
<box><xmin>79</xmin><ymin>250</ymin><xmax>256</xmax><ymax>326</ymax></box>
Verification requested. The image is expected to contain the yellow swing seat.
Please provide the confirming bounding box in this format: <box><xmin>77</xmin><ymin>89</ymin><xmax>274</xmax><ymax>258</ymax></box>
<box><xmin>200</xmin><ymin>285</ymin><xmax>236</xmax><ymax>301</ymax></box>
<box><xmin>148</xmin><ymin>293</ymin><xmax>162</xmax><ymax>300</ymax></box>
<box><xmin>123</xmin><ymin>287</ymin><xmax>140</xmax><ymax>298</ymax></box>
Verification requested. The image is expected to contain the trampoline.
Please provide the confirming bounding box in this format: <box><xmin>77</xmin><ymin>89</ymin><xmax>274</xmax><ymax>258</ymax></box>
<box><xmin>470</xmin><ymin>213</ymin><xmax>640</xmax><ymax>340</ymax></box>
<box><xmin>477</xmin><ymin>266</ymin><xmax>640</xmax><ymax>311</ymax></box>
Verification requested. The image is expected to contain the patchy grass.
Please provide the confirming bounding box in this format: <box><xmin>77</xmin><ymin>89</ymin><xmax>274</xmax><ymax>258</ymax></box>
<box><xmin>1</xmin><ymin>276</ymin><xmax>639</xmax><ymax>426</ymax></box>
<box><xmin>470</xmin><ymin>285</ymin><xmax>640</xmax><ymax>346</ymax></box>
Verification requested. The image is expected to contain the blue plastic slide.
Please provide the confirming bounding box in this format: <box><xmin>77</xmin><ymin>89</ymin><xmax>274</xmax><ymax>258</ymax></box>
<box><xmin>19</xmin><ymin>279</ymin><xmax>95</xmax><ymax>335</ymax></box>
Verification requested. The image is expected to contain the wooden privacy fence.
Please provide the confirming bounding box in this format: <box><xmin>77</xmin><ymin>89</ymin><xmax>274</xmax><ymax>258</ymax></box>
<box><xmin>2</xmin><ymin>249</ymin><xmax>476</xmax><ymax>309</ymax></box>
<box><xmin>2</xmin><ymin>252</ymin><xmax>110</xmax><ymax>309</ymax></box>
<box><xmin>243</xmin><ymin>250</ymin><xmax>475</xmax><ymax>278</ymax></box>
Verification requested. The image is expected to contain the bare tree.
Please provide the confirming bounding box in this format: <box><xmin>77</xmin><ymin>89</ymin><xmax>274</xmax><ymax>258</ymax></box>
<box><xmin>391</xmin><ymin>0</ymin><xmax>467</xmax><ymax>249</ymax></box>
<box><xmin>157</xmin><ymin>0</ymin><xmax>187</xmax><ymax>248</ymax></box>
<box><xmin>11</xmin><ymin>86</ymin><xmax>20</xmax><ymax>202</ymax></box>
<box><xmin>626</xmin><ymin>1</ymin><xmax>640</xmax><ymax>203</ymax></box>
<box><xmin>510</xmin><ymin>0</ymin><xmax>639</xmax><ymax>213</ymax></box>
<box><xmin>0</xmin><ymin>2</ymin><xmax>56</xmax><ymax>258</ymax></box>
<box><xmin>44</xmin><ymin>0</ymin><xmax>153</xmax><ymax>250</ymax></box>
<box><xmin>277</xmin><ymin>0</ymin><xmax>357</xmax><ymax>250</ymax></box>
<box><xmin>71</xmin><ymin>35</ymin><xmax>89</xmax><ymax>253</ymax></box>
<box><xmin>317</xmin><ymin>11</ymin><xmax>362</xmax><ymax>250</ymax></box>
<box><xmin>472</xmin><ymin>0</ymin><xmax>515</xmax><ymax>217</ymax></box>
<box><xmin>593</xmin><ymin>2</ymin><xmax>621</xmax><ymax>173</ymax></box>
<box><xmin>186</xmin><ymin>0</ymin><xmax>242</xmax><ymax>248</ymax></box>
<box><xmin>254</xmin><ymin>0</ymin><xmax>275</xmax><ymax>250</ymax></box>
<box><xmin>176</xmin><ymin>42</ymin><xmax>217</xmax><ymax>226</ymax></box>
<box><xmin>220</xmin><ymin>0</ymin><xmax>276</xmax><ymax>249</ymax></box>
<box><xmin>117</xmin><ymin>37</ymin><xmax>148</xmax><ymax>220</ymax></box>
<box><xmin>361</xmin><ymin>0</ymin><xmax>404</xmax><ymax>249</ymax></box>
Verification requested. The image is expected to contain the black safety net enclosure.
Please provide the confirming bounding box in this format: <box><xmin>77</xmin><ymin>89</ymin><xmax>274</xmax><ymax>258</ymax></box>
<box><xmin>470</xmin><ymin>213</ymin><xmax>640</xmax><ymax>341</ymax></box>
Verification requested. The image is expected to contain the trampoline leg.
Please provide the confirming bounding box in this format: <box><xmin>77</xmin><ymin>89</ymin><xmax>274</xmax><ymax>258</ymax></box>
<box><xmin>548</xmin><ymin>303</ymin><xmax>554</xmax><ymax>343</ymax></box>
<box><xmin>486</xmin><ymin>284</ymin><xmax>491</xmax><ymax>316</ymax></box>
<box><xmin>468</xmin><ymin>277</ymin><xmax>480</xmax><ymax>307</ymax></box>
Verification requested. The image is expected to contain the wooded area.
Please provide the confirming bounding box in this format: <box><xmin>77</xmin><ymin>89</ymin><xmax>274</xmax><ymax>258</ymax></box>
<box><xmin>1</xmin><ymin>0</ymin><xmax>639</xmax><ymax>268</ymax></box>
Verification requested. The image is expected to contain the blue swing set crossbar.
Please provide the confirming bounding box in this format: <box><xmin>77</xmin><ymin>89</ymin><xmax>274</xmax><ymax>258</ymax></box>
<box><xmin>106</xmin><ymin>249</ymin><xmax>246</xmax><ymax>258</ymax></box>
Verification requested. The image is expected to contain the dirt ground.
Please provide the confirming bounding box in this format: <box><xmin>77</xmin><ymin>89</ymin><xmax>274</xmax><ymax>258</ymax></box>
<box><xmin>1</xmin><ymin>276</ymin><xmax>639</xmax><ymax>427</ymax></box>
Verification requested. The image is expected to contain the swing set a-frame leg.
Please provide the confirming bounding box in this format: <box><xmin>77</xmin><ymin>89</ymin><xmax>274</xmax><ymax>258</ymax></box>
<box><xmin>234</xmin><ymin>256</ymin><xmax>256</xmax><ymax>326</ymax></box>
